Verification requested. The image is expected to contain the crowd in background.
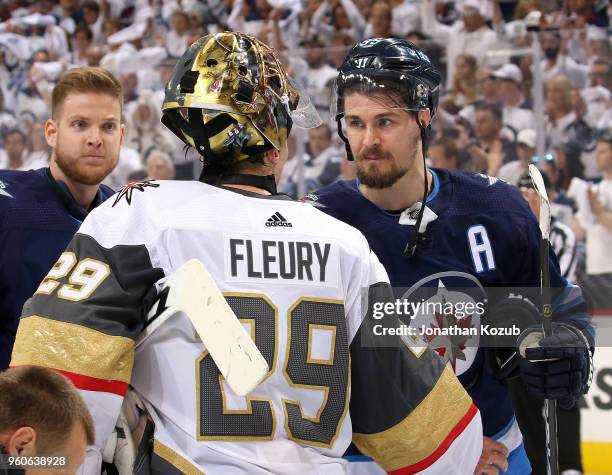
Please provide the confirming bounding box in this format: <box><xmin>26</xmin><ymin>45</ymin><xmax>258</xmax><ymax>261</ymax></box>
<box><xmin>0</xmin><ymin>0</ymin><xmax>611</xmax><ymax>308</ymax></box>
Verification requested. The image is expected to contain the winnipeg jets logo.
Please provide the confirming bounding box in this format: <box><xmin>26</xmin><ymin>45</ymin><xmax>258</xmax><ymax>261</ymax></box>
<box><xmin>0</xmin><ymin>180</ymin><xmax>13</xmax><ymax>198</ymax></box>
<box><xmin>400</xmin><ymin>272</ymin><xmax>486</xmax><ymax>376</ymax></box>
<box><xmin>112</xmin><ymin>180</ymin><xmax>160</xmax><ymax>207</ymax></box>
<box><xmin>358</xmin><ymin>39</ymin><xmax>383</xmax><ymax>48</ymax></box>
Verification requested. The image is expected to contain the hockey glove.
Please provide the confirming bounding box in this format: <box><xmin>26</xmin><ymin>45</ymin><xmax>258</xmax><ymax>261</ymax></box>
<box><xmin>484</xmin><ymin>293</ymin><xmax>540</xmax><ymax>380</ymax></box>
<box><xmin>517</xmin><ymin>322</ymin><xmax>593</xmax><ymax>408</ymax></box>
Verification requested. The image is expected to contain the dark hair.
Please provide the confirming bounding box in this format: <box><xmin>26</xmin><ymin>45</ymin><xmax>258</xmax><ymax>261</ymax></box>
<box><xmin>0</xmin><ymin>367</ymin><xmax>95</xmax><ymax>452</ymax></box>
<box><xmin>555</xmin><ymin>142</ymin><xmax>584</xmax><ymax>190</ymax></box>
<box><xmin>200</xmin><ymin>153</ymin><xmax>266</xmax><ymax>178</ymax></box>
<box><xmin>475</xmin><ymin>102</ymin><xmax>503</xmax><ymax>122</ymax></box>
<box><xmin>430</xmin><ymin>136</ymin><xmax>459</xmax><ymax>160</ymax></box>
<box><xmin>82</xmin><ymin>1</ymin><xmax>100</xmax><ymax>14</ymax></box>
<box><xmin>595</xmin><ymin>128</ymin><xmax>612</xmax><ymax>145</ymax></box>
<box><xmin>343</xmin><ymin>78</ymin><xmax>415</xmax><ymax>113</ymax></box>
<box><xmin>2</xmin><ymin>128</ymin><xmax>26</xmax><ymax>143</ymax></box>
<box><xmin>311</xmin><ymin>123</ymin><xmax>332</xmax><ymax>140</ymax></box>
<box><xmin>73</xmin><ymin>24</ymin><xmax>93</xmax><ymax>42</ymax></box>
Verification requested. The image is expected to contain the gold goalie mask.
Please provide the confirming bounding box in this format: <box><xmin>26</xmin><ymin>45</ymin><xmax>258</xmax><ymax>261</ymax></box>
<box><xmin>161</xmin><ymin>32</ymin><xmax>321</xmax><ymax>162</ymax></box>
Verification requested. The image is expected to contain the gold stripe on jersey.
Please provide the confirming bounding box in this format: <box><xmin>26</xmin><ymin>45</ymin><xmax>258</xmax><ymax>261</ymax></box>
<box><xmin>153</xmin><ymin>439</ymin><xmax>204</xmax><ymax>475</ymax></box>
<box><xmin>11</xmin><ymin>315</ymin><xmax>134</xmax><ymax>383</ymax></box>
<box><xmin>306</xmin><ymin>324</ymin><xmax>337</xmax><ymax>365</ymax></box>
<box><xmin>352</xmin><ymin>366</ymin><xmax>472</xmax><ymax>472</ymax></box>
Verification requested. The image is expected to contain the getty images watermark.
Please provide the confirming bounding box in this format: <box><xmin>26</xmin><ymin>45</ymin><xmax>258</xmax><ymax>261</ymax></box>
<box><xmin>358</xmin><ymin>286</ymin><xmax>570</xmax><ymax>350</ymax></box>
<box><xmin>370</xmin><ymin>298</ymin><xmax>520</xmax><ymax>337</ymax></box>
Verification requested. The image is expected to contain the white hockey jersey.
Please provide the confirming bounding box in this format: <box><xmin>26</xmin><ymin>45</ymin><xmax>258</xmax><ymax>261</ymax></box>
<box><xmin>12</xmin><ymin>180</ymin><xmax>481</xmax><ymax>474</ymax></box>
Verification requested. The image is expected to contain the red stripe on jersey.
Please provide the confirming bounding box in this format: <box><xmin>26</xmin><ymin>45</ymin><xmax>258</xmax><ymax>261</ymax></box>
<box><xmin>53</xmin><ymin>368</ymin><xmax>129</xmax><ymax>396</ymax></box>
<box><xmin>389</xmin><ymin>403</ymin><xmax>480</xmax><ymax>475</ymax></box>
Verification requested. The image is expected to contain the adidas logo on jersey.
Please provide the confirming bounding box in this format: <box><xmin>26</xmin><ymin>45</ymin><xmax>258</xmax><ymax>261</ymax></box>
<box><xmin>266</xmin><ymin>212</ymin><xmax>292</xmax><ymax>227</ymax></box>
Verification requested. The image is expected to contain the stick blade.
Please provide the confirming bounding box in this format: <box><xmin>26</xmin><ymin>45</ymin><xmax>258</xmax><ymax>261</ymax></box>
<box><xmin>529</xmin><ymin>164</ymin><xmax>551</xmax><ymax>239</ymax></box>
<box><xmin>165</xmin><ymin>259</ymin><xmax>269</xmax><ymax>396</ymax></box>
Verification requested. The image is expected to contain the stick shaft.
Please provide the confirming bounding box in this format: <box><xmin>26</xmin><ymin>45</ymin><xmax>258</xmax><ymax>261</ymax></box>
<box><xmin>540</xmin><ymin>238</ymin><xmax>558</xmax><ymax>475</ymax></box>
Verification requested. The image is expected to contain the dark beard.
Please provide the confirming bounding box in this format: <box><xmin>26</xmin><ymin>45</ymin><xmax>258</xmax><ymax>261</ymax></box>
<box><xmin>356</xmin><ymin>162</ymin><xmax>407</xmax><ymax>188</ymax></box>
<box><xmin>355</xmin><ymin>146</ymin><xmax>414</xmax><ymax>189</ymax></box>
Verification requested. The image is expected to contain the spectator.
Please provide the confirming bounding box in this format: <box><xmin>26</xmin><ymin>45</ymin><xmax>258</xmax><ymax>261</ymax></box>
<box><xmin>389</xmin><ymin>0</ymin><xmax>420</xmax><ymax>37</ymax></box>
<box><xmin>540</xmin><ymin>30</ymin><xmax>588</xmax><ymax>88</ymax></box>
<box><xmin>0</xmin><ymin>128</ymin><xmax>43</xmax><ymax>171</ymax></box>
<box><xmin>301</xmin><ymin>35</ymin><xmax>337</xmax><ymax>113</ymax></box>
<box><xmin>309</xmin><ymin>0</ymin><xmax>366</xmax><ymax>44</ymax></box>
<box><xmin>146</xmin><ymin>150</ymin><xmax>176</xmax><ymax>180</ymax></box>
<box><xmin>364</xmin><ymin>1</ymin><xmax>393</xmax><ymax>39</ymax></box>
<box><xmin>57</xmin><ymin>0</ymin><xmax>83</xmax><ymax>36</ymax></box>
<box><xmin>554</xmin><ymin>140</ymin><xmax>586</xmax><ymax>192</ymax></box>
<box><xmin>303</xmin><ymin>123</ymin><xmax>342</xmax><ymax>184</ymax></box>
<box><xmin>329</xmin><ymin>32</ymin><xmax>355</xmax><ymax>69</ymax></box>
<box><xmin>420</xmin><ymin>0</ymin><xmax>504</xmax><ymax>89</ymax></box>
<box><xmin>85</xmin><ymin>44</ymin><xmax>105</xmax><ymax>67</ymax></box>
<box><xmin>428</xmin><ymin>135</ymin><xmax>460</xmax><ymax>170</ymax></box>
<box><xmin>532</xmin><ymin>152</ymin><xmax>577</xmax><ymax>225</ymax></box>
<box><xmin>573</xmin><ymin>130</ymin><xmax>612</xmax><ymax>310</ymax></box>
<box><xmin>281</xmin><ymin>124</ymin><xmax>342</xmax><ymax>197</ymax></box>
<box><xmin>0</xmin><ymin>88</ymin><xmax>16</xmax><ymax>142</ymax></box>
<box><xmin>458</xmin><ymin>66</ymin><xmax>498</xmax><ymax>126</ymax></box>
<box><xmin>446</xmin><ymin>53</ymin><xmax>478</xmax><ymax>108</ymax></box>
<box><xmin>545</xmin><ymin>74</ymin><xmax>591</xmax><ymax>149</ymax></box>
<box><xmin>464</xmin><ymin>102</ymin><xmax>517</xmax><ymax>176</ymax></box>
<box><xmin>491</xmin><ymin>63</ymin><xmax>537</xmax><ymax>133</ymax></box>
<box><xmin>125</xmin><ymin>89</ymin><xmax>174</xmax><ymax>158</ymax></box>
<box><xmin>15</xmin><ymin>61</ymin><xmax>51</xmax><ymax>124</ymax></box>
<box><xmin>589</xmin><ymin>58</ymin><xmax>612</xmax><ymax>91</ymax></box>
<box><xmin>0</xmin><ymin>366</ymin><xmax>94</xmax><ymax>475</ymax></box>
<box><xmin>70</xmin><ymin>24</ymin><xmax>93</xmax><ymax>67</ymax></box>
<box><xmin>165</xmin><ymin>11</ymin><xmax>191</xmax><ymax>58</ymax></box>
<box><xmin>82</xmin><ymin>0</ymin><xmax>104</xmax><ymax>45</ymax></box>
<box><xmin>0</xmin><ymin>67</ymin><xmax>121</xmax><ymax>370</ymax></box>
<box><xmin>24</xmin><ymin>121</ymin><xmax>50</xmax><ymax>167</ymax></box>
<box><xmin>497</xmin><ymin>128</ymin><xmax>536</xmax><ymax>185</ymax></box>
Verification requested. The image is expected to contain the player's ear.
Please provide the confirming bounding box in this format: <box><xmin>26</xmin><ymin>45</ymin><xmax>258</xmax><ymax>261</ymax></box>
<box><xmin>45</xmin><ymin>118</ymin><xmax>58</xmax><ymax>148</ymax></box>
<box><xmin>263</xmin><ymin>147</ymin><xmax>281</xmax><ymax>167</ymax></box>
<box><xmin>6</xmin><ymin>426</ymin><xmax>36</xmax><ymax>456</ymax></box>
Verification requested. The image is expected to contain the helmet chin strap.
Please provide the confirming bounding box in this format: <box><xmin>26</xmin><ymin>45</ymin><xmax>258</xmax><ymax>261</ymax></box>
<box><xmin>403</xmin><ymin>116</ymin><xmax>430</xmax><ymax>258</ymax></box>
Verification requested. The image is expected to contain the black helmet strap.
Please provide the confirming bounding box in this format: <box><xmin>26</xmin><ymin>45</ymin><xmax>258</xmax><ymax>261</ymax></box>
<box><xmin>403</xmin><ymin>116</ymin><xmax>430</xmax><ymax>258</ymax></box>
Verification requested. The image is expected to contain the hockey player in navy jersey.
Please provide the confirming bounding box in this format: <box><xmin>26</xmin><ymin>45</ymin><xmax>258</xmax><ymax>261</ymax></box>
<box><xmin>307</xmin><ymin>38</ymin><xmax>594</xmax><ymax>475</ymax></box>
<box><xmin>0</xmin><ymin>67</ymin><xmax>120</xmax><ymax>370</ymax></box>
<box><xmin>11</xmin><ymin>33</ymin><xmax>482</xmax><ymax>474</ymax></box>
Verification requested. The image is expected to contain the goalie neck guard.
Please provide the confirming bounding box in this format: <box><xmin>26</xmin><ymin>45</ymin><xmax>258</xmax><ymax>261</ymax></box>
<box><xmin>161</xmin><ymin>32</ymin><xmax>321</xmax><ymax>164</ymax></box>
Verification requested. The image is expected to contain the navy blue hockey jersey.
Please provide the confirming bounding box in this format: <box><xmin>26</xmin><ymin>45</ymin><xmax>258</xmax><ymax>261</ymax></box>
<box><xmin>309</xmin><ymin>169</ymin><xmax>593</xmax><ymax>471</ymax></box>
<box><xmin>0</xmin><ymin>168</ymin><xmax>114</xmax><ymax>369</ymax></box>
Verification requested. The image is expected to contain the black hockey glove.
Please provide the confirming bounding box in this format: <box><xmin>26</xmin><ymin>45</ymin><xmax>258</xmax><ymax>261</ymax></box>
<box><xmin>517</xmin><ymin>322</ymin><xmax>593</xmax><ymax>408</ymax></box>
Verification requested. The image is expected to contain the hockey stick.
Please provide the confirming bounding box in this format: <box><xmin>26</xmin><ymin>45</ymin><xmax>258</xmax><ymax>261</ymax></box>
<box><xmin>141</xmin><ymin>259</ymin><xmax>269</xmax><ymax>396</ymax></box>
<box><xmin>528</xmin><ymin>164</ymin><xmax>559</xmax><ymax>475</ymax></box>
